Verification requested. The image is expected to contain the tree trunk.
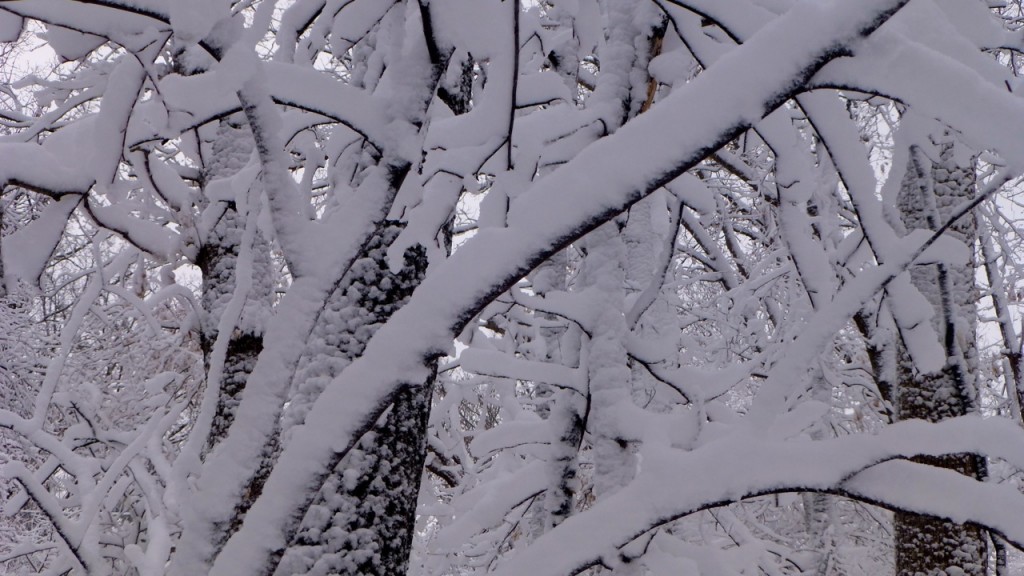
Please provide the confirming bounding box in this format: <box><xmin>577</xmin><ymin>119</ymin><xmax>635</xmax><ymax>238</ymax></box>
<box><xmin>274</xmin><ymin>222</ymin><xmax>431</xmax><ymax>576</ymax></box>
<box><xmin>893</xmin><ymin>136</ymin><xmax>986</xmax><ymax>576</ymax></box>
<box><xmin>196</xmin><ymin>119</ymin><xmax>275</xmax><ymax>453</ymax></box>
<box><xmin>531</xmin><ymin>249</ymin><xmax>587</xmax><ymax>535</ymax></box>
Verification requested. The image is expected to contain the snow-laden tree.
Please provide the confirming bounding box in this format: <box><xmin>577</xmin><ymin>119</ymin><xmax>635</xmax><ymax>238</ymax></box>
<box><xmin>6</xmin><ymin>1</ymin><xmax>1024</xmax><ymax>575</ymax></box>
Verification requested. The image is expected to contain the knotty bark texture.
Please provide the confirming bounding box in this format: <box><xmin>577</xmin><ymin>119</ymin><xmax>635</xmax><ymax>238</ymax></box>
<box><xmin>894</xmin><ymin>136</ymin><xmax>985</xmax><ymax>576</ymax></box>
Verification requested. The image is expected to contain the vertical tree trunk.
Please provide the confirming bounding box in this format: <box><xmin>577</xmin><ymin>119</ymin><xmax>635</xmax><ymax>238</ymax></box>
<box><xmin>196</xmin><ymin>119</ymin><xmax>275</xmax><ymax>453</ymax></box>
<box><xmin>531</xmin><ymin>249</ymin><xmax>587</xmax><ymax>535</ymax></box>
<box><xmin>529</xmin><ymin>2</ymin><xmax>666</xmax><ymax>542</ymax></box>
<box><xmin>582</xmin><ymin>221</ymin><xmax>634</xmax><ymax>501</ymax></box>
<box><xmin>894</xmin><ymin>136</ymin><xmax>986</xmax><ymax>576</ymax></box>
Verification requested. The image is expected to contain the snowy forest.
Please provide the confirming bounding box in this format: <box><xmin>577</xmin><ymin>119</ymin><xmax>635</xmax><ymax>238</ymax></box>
<box><xmin>8</xmin><ymin>0</ymin><xmax>1024</xmax><ymax>575</ymax></box>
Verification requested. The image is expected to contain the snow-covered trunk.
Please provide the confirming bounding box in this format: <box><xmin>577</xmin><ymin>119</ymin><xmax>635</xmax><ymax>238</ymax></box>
<box><xmin>893</xmin><ymin>137</ymin><xmax>985</xmax><ymax>576</ymax></box>
<box><xmin>572</xmin><ymin>196</ymin><xmax>665</xmax><ymax>575</ymax></box>
<box><xmin>539</xmin><ymin>362</ymin><xmax>586</xmax><ymax>532</ymax></box>
<box><xmin>197</xmin><ymin>120</ymin><xmax>275</xmax><ymax>452</ymax></box>
<box><xmin>272</xmin><ymin>222</ymin><xmax>430</xmax><ymax>576</ymax></box>
<box><xmin>583</xmin><ymin>191</ymin><xmax>670</xmax><ymax>532</ymax></box>
<box><xmin>581</xmin><ymin>0</ymin><xmax>665</xmax><ymax>539</ymax></box>
<box><xmin>532</xmin><ymin>250</ymin><xmax>587</xmax><ymax>534</ymax></box>
<box><xmin>580</xmin><ymin>222</ymin><xmax>633</xmax><ymax>497</ymax></box>
<box><xmin>530</xmin><ymin>2</ymin><xmax>666</xmax><ymax>540</ymax></box>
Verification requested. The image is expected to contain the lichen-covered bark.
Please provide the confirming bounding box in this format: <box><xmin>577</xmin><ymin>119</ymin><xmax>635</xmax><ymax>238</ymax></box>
<box><xmin>197</xmin><ymin>120</ymin><xmax>275</xmax><ymax>452</ymax></box>
<box><xmin>894</xmin><ymin>137</ymin><xmax>985</xmax><ymax>576</ymax></box>
<box><xmin>274</xmin><ymin>222</ymin><xmax>430</xmax><ymax>576</ymax></box>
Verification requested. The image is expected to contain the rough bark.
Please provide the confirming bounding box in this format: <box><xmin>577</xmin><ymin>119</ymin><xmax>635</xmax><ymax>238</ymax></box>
<box><xmin>894</xmin><ymin>137</ymin><xmax>985</xmax><ymax>576</ymax></box>
<box><xmin>196</xmin><ymin>120</ymin><xmax>275</xmax><ymax>453</ymax></box>
<box><xmin>274</xmin><ymin>222</ymin><xmax>431</xmax><ymax>576</ymax></box>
